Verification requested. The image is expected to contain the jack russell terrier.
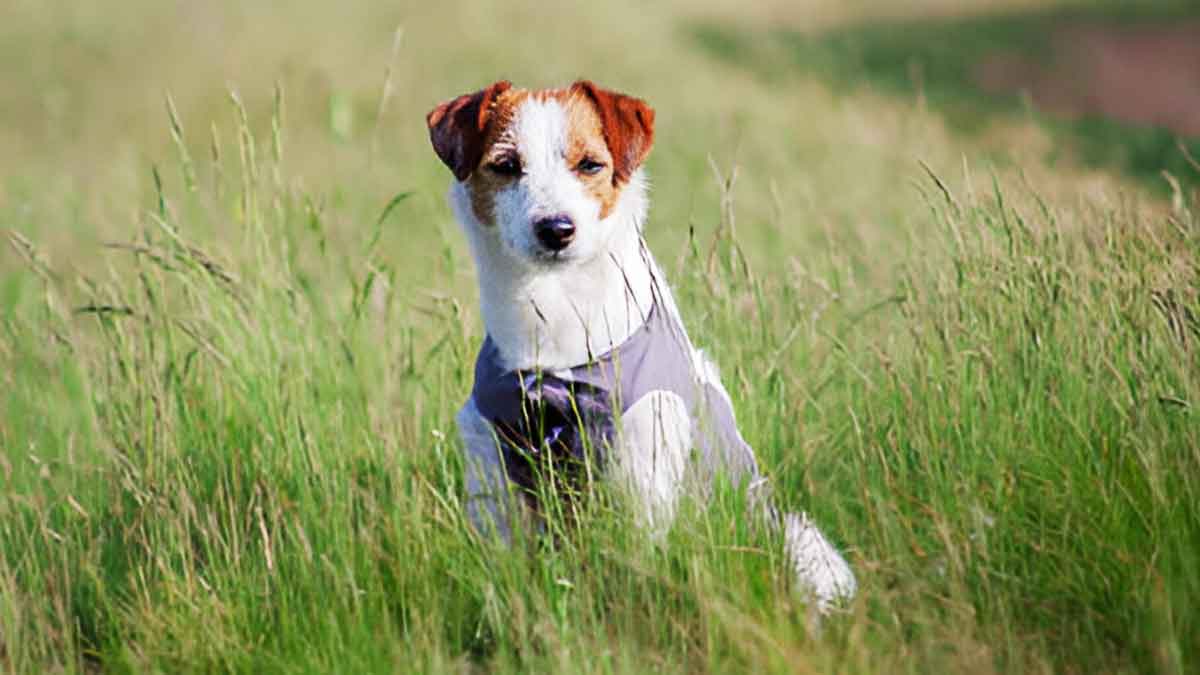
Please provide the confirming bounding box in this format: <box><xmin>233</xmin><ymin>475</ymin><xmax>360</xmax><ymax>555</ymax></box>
<box><xmin>426</xmin><ymin>80</ymin><xmax>856</xmax><ymax>613</ymax></box>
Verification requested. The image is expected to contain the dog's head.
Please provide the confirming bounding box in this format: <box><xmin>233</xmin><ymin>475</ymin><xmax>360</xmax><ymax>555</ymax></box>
<box><xmin>427</xmin><ymin>80</ymin><xmax>655</xmax><ymax>266</ymax></box>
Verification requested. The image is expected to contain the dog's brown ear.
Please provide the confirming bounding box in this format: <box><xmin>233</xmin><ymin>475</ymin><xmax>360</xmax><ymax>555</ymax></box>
<box><xmin>571</xmin><ymin>80</ymin><xmax>655</xmax><ymax>185</ymax></box>
<box><xmin>426</xmin><ymin>80</ymin><xmax>512</xmax><ymax>181</ymax></box>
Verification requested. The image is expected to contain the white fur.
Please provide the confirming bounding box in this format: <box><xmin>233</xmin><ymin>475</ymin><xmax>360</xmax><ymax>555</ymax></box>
<box><xmin>450</xmin><ymin>95</ymin><xmax>855</xmax><ymax>613</ymax></box>
<box><xmin>457</xmin><ymin>398</ymin><xmax>514</xmax><ymax>540</ymax></box>
<box><xmin>612</xmin><ymin>391</ymin><xmax>691</xmax><ymax>535</ymax></box>
<box><xmin>450</xmin><ymin>98</ymin><xmax>656</xmax><ymax>370</ymax></box>
<box><xmin>784</xmin><ymin>512</ymin><xmax>859</xmax><ymax>614</ymax></box>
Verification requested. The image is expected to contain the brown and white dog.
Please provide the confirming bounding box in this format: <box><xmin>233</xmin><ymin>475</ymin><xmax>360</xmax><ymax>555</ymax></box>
<box><xmin>427</xmin><ymin>80</ymin><xmax>855</xmax><ymax>612</ymax></box>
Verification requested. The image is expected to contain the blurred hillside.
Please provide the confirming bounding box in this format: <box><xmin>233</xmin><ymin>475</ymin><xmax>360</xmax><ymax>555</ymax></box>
<box><xmin>4</xmin><ymin>0</ymin><xmax>1183</xmax><ymax>286</ymax></box>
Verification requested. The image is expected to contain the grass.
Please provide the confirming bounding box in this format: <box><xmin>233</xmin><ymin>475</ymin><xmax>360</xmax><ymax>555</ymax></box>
<box><xmin>2</xmin><ymin>0</ymin><xmax>1199</xmax><ymax>672</ymax></box>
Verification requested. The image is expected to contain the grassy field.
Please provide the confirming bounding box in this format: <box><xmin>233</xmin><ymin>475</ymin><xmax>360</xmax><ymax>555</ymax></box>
<box><xmin>2</xmin><ymin>0</ymin><xmax>1198</xmax><ymax>672</ymax></box>
<box><xmin>696</xmin><ymin>0</ymin><xmax>1200</xmax><ymax>193</ymax></box>
<box><xmin>694</xmin><ymin>0</ymin><xmax>1200</xmax><ymax>191</ymax></box>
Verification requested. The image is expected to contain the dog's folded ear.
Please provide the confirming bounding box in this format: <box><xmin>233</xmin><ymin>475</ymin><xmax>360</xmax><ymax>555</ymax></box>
<box><xmin>571</xmin><ymin>80</ymin><xmax>655</xmax><ymax>186</ymax></box>
<box><xmin>426</xmin><ymin>80</ymin><xmax>512</xmax><ymax>181</ymax></box>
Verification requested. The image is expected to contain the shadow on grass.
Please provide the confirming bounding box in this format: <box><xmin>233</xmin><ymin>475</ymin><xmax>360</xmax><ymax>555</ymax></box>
<box><xmin>693</xmin><ymin>1</ymin><xmax>1200</xmax><ymax>191</ymax></box>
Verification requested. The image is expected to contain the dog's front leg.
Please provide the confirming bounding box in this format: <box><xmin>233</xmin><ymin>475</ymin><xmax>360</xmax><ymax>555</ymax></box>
<box><xmin>456</xmin><ymin>400</ymin><xmax>517</xmax><ymax>542</ymax></box>
<box><xmin>611</xmin><ymin>390</ymin><xmax>692</xmax><ymax>537</ymax></box>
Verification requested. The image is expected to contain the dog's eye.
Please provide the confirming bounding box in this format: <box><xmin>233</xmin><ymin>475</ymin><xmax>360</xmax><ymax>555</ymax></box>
<box><xmin>575</xmin><ymin>158</ymin><xmax>605</xmax><ymax>175</ymax></box>
<box><xmin>488</xmin><ymin>156</ymin><xmax>522</xmax><ymax>176</ymax></box>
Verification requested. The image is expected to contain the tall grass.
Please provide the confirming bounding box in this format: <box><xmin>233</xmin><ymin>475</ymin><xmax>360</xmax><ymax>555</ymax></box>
<box><xmin>2</xmin><ymin>78</ymin><xmax>1197</xmax><ymax>673</ymax></box>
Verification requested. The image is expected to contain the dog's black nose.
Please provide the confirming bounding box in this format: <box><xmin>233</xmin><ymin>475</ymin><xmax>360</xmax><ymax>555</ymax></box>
<box><xmin>534</xmin><ymin>215</ymin><xmax>576</xmax><ymax>251</ymax></box>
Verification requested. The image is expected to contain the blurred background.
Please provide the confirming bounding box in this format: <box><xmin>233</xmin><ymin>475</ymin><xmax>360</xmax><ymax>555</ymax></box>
<box><xmin>3</xmin><ymin>0</ymin><xmax>1197</xmax><ymax>292</ymax></box>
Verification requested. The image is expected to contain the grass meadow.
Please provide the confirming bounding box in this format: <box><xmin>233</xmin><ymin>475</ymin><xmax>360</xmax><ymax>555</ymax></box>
<box><xmin>2</xmin><ymin>0</ymin><xmax>1198</xmax><ymax>672</ymax></box>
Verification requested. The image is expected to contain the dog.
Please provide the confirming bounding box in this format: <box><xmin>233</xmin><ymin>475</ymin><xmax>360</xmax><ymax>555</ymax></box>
<box><xmin>426</xmin><ymin>80</ymin><xmax>856</xmax><ymax>612</ymax></box>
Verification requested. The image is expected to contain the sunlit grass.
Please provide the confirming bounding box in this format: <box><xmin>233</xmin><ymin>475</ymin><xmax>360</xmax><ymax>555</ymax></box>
<box><xmin>2</xmin><ymin>0</ymin><xmax>1199</xmax><ymax>672</ymax></box>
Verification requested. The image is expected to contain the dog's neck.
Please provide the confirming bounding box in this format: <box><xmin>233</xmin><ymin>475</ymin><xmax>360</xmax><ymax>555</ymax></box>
<box><xmin>451</xmin><ymin>176</ymin><xmax>658</xmax><ymax>371</ymax></box>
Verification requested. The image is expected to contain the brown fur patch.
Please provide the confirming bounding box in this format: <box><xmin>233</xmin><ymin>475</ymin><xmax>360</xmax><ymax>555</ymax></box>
<box><xmin>428</xmin><ymin>82</ymin><xmax>655</xmax><ymax>226</ymax></box>
<box><xmin>569</xmin><ymin>81</ymin><xmax>655</xmax><ymax>187</ymax></box>
<box><xmin>463</xmin><ymin>88</ymin><xmax>529</xmax><ymax>226</ymax></box>
<box><xmin>561</xmin><ymin>91</ymin><xmax>624</xmax><ymax>219</ymax></box>
<box><xmin>426</xmin><ymin>81</ymin><xmax>512</xmax><ymax>182</ymax></box>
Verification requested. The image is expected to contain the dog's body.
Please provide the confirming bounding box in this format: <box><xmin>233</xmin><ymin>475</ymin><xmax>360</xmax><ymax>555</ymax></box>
<box><xmin>428</xmin><ymin>81</ymin><xmax>855</xmax><ymax>611</ymax></box>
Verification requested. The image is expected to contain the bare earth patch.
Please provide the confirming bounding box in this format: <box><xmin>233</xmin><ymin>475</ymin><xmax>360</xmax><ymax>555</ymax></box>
<box><xmin>975</xmin><ymin>22</ymin><xmax>1200</xmax><ymax>137</ymax></box>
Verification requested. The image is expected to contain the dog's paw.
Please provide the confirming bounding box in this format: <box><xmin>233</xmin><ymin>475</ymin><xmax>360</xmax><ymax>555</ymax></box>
<box><xmin>783</xmin><ymin>512</ymin><xmax>857</xmax><ymax>615</ymax></box>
